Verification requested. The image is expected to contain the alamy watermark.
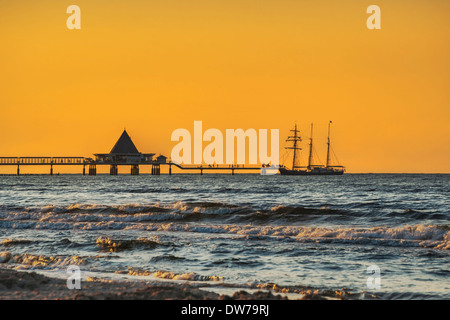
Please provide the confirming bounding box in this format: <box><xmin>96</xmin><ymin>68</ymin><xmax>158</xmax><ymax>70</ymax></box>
<box><xmin>367</xmin><ymin>5</ymin><xmax>381</xmax><ymax>30</ymax></box>
<box><xmin>66</xmin><ymin>265</ymin><xmax>81</xmax><ymax>290</ymax></box>
<box><xmin>65</xmin><ymin>5</ymin><xmax>381</xmax><ymax>31</ymax></box>
<box><xmin>366</xmin><ymin>265</ymin><xmax>381</xmax><ymax>290</ymax></box>
<box><xmin>170</xmin><ymin>121</ymin><xmax>280</xmax><ymax>171</ymax></box>
<box><xmin>66</xmin><ymin>5</ymin><xmax>81</xmax><ymax>30</ymax></box>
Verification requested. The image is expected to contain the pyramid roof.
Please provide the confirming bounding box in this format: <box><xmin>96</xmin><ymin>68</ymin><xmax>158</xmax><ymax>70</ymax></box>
<box><xmin>110</xmin><ymin>130</ymin><xmax>140</xmax><ymax>154</ymax></box>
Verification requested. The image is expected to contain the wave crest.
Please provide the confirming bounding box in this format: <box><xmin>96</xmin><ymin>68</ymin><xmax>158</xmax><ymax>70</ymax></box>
<box><xmin>96</xmin><ymin>236</ymin><xmax>169</xmax><ymax>252</ymax></box>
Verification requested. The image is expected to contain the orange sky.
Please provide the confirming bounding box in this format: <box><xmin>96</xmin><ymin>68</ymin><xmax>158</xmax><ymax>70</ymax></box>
<box><xmin>0</xmin><ymin>0</ymin><xmax>449</xmax><ymax>173</ymax></box>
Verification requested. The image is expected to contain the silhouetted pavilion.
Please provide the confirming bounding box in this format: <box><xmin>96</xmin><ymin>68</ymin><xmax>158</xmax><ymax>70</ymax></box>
<box><xmin>94</xmin><ymin>130</ymin><xmax>155</xmax><ymax>175</ymax></box>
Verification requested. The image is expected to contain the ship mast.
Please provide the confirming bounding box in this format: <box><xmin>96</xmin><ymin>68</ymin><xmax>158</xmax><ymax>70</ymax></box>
<box><xmin>285</xmin><ymin>123</ymin><xmax>302</xmax><ymax>170</ymax></box>
<box><xmin>326</xmin><ymin>121</ymin><xmax>332</xmax><ymax>168</ymax></box>
<box><xmin>307</xmin><ymin>123</ymin><xmax>314</xmax><ymax>170</ymax></box>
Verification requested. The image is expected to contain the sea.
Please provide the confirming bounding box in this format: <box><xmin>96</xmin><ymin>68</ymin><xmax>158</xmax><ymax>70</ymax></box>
<box><xmin>0</xmin><ymin>174</ymin><xmax>448</xmax><ymax>299</ymax></box>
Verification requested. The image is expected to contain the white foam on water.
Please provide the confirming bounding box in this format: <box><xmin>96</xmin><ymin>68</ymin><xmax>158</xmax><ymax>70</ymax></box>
<box><xmin>1</xmin><ymin>203</ymin><xmax>449</xmax><ymax>250</ymax></box>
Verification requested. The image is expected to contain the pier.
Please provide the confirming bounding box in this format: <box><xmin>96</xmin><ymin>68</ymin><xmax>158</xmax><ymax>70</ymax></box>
<box><xmin>0</xmin><ymin>157</ymin><xmax>261</xmax><ymax>175</ymax></box>
<box><xmin>0</xmin><ymin>130</ymin><xmax>263</xmax><ymax>175</ymax></box>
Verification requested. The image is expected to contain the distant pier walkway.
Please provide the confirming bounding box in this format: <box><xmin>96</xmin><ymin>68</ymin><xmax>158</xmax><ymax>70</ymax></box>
<box><xmin>0</xmin><ymin>157</ymin><xmax>262</xmax><ymax>175</ymax></box>
<box><xmin>0</xmin><ymin>130</ymin><xmax>265</xmax><ymax>175</ymax></box>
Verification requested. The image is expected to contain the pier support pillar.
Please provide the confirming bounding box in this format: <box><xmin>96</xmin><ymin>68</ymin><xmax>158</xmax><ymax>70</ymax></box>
<box><xmin>231</xmin><ymin>168</ymin><xmax>234</xmax><ymax>175</ymax></box>
<box><xmin>169</xmin><ymin>164</ymin><xmax>172</xmax><ymax>176</ymax></box>
<box><xmin>83</xmin><ymin>165</ymin><xmax>86</xmax><ymax>176</ymax></box>
<box><xmin>17</xmin><ymin>165</ymin><xmax>20</xmax><ymax>176</ymax></box>
<box><xmin>200</xmin><ymin>168</ymin><xmax>203</xmax><ymax>175</ymax></box>
<box><xmin>110</xmin><ymin>165</ymin><xmax>118</xmax><ymax>175</ymax></box>
<box><xmin>50</xmin><ymin>165</ymin><xmax>53</xmax><ymax>176</ymax></box>
<box><xmin>151</xmin><ymin>165</ymin><xmax>160</xmax><ymax>176</ymax></box>
<box><xmin>89</xmin><ymin>165</ymin><xmax>97</xmax><ymax>176</ymax></box>
<box><xmin>131</xmin><ymin>165</ymin><xmax>139</xmax><ymax>176</ymax></box>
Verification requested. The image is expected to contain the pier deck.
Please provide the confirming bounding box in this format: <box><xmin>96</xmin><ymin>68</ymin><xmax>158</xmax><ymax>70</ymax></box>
<box><xmin>0</xmin><ymin>157</ymin><xmax>262</xmax><ymax>175</ymax></box>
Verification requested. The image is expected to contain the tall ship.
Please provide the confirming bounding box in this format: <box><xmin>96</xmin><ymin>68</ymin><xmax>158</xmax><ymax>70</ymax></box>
<box><xmin>279</xmin><ymin>121</ymin><xmax>345</xmax><ymax>175</ymax></box>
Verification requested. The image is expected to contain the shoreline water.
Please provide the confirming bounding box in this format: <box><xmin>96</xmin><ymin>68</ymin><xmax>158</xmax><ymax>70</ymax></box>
<box><xmin>1</xmin><ymin>266</ymin><xmax>444</xmax><ymax>300</ymax></box>
<box><xmin>0</xmin><ymin>267</ymin><xmax>302</xmax><ymax>300</ymax></box>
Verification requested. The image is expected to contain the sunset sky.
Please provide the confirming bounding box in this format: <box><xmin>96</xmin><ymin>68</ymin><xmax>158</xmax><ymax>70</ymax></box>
<box><xmin>0</xmin><ymin>0</ymin><xmax>449</xmax><ymax>173</ymax></box>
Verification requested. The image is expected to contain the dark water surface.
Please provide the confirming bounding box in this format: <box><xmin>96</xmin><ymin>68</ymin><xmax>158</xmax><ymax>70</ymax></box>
<box><xmin>0</xmin><ymin>174</ymin><xmax>448</xmax><ymax>299</ymax></box>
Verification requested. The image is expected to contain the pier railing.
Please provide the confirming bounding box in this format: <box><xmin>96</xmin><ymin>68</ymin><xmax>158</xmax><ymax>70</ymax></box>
<box><xmin>0</xmin><ymin>157</ymin><xmax>86</xmax><ymax>165</ymax></box>
<box><xmin>170</xmin><ymin>163</ymin><xmax>261</xmax><ymax>170</ymax></box>
<box><xmin>0</xmin><ymin>157</ymin><xmax>264</xmax><ymax>175</ymax></box>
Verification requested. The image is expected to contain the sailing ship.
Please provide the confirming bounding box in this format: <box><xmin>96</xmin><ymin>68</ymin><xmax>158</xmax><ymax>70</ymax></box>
<box><xmin>278</xmin><ymin>121</ymin><xmax>345</xmax><ymax>175</ymax></box>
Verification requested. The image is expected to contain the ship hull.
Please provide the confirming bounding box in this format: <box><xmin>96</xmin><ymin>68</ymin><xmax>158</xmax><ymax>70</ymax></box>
<box><xmin>278</xmin><ymin>167</ymin><xmax>344</xmax><ymax>175</ymax></box>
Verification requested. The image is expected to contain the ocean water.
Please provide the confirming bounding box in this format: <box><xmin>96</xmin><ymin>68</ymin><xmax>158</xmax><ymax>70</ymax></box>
<box><xmin>0</xmin><ymin>174</ymin><xmax>448</xmax><ymax>299</ymax></box>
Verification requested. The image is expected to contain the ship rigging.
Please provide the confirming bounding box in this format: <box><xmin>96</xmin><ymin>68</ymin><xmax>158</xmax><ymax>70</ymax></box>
<box><xmin>279</xmin><ymin>121</ymin><xmax>345</xmax><ymax>175</ymax></box>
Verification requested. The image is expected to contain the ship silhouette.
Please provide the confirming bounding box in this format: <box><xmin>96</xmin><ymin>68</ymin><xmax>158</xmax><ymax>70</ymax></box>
<box><xmin>279</xmin><ymin>121</ymin><xmax>345</xmax><ymax>175</ymax></box>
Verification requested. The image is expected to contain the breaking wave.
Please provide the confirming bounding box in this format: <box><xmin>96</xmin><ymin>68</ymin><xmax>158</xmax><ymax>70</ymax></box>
<box><xmin>124</xmin><ymin>267</ymin><xmax>223</xmax><ymax>282</ymax></box>
<box><xmin>1</xmin><ymin>202</ymin><xmax>448</xmax><ymax>251</ymax></box>
<box><xmin>0</xmin><ymin>252</ymin><xmax>87</xmax><ymax>268</ymax></box>
<box><xmin>0</xmin><ymin>201</ymin><xmax>375</xmax><ymax>226</ymax></box>
<box><xmin>96</xmin><ymin>236</ymin><xmax>172</xmax><ymax>252</ymax></box>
